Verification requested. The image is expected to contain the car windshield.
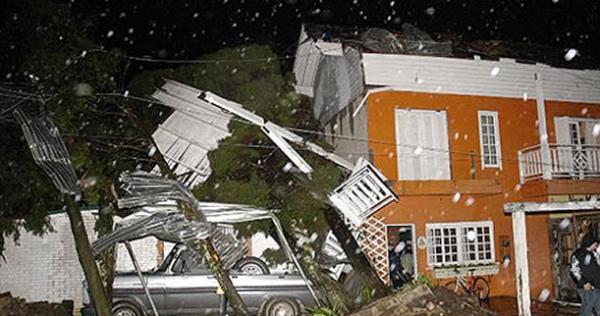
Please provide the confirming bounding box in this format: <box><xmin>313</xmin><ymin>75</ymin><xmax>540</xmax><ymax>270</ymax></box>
<box><xmin>156</xmin><ymin>245</ymin><xmax>180</xmax><ymax>272</ymax></box>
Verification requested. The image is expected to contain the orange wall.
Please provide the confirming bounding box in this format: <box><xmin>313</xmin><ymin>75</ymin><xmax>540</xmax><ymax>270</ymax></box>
<box><xmin>366</xmin><ymin>90</ymin><xmax>600</xmax><ymax>298</ymax></box>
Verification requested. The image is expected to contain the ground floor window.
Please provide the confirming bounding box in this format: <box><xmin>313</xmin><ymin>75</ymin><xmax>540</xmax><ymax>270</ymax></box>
<box><xmin>426</xmin><ymin>221</ymin><xmax>495</xmax><ymax>267</ymax></box>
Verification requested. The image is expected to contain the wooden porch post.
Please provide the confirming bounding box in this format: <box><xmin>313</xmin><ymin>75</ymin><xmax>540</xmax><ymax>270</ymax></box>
<box><xmin>512</xmin><ymin>210</ymin><xmax>531</xmax><ymax>316</ymax></box>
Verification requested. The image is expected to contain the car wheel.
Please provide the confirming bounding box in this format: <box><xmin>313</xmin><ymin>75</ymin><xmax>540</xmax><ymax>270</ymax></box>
<box><xmin>112</xmin><ymin>301</ymin><xmax>142</xmax><ymax>316</ymax></box>
<box><xmin>263</xmin><ymin>298</ymin><xmax>301</xmax><ymax>316</ymax></box>
<box><xmin>234</xmin><ymin>256</ymin><xmax>270</xmax><ymax>275</ymax></box>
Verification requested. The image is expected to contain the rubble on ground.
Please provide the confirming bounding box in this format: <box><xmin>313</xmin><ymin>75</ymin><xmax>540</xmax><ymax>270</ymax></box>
<box><xmin>350</xmin><ymin>285</ymin><xmax>496</xmax><ymax>316</ymax></box>
<box><xmin>0</xmin><ymin>292</ymin><xmax>73</xmax><ymax>316</ymax></box>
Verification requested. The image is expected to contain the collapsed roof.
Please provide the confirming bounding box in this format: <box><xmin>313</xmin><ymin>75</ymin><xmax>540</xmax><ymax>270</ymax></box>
<box><xmin>301</xmin><ymin>23</ymin><xmax>599</xmax><ymax>70</ymax></box>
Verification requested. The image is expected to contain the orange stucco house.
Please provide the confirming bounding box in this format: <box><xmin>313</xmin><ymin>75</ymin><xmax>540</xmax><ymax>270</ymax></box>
<box><xmin>294</xmin><ymin>24</ymin><xmax>600</xmax><ymax>313</ymax></box>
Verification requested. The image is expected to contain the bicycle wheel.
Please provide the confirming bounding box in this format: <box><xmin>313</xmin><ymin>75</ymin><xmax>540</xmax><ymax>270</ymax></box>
<box><xmin>444</xmin><ymin>280</ymin><xmax>466</xmax><ymax>296</ymax></box>
<box><xmin>472</xmin><ymin>277</ymin><xmax>490</xmax><ymax>302</ymax></box>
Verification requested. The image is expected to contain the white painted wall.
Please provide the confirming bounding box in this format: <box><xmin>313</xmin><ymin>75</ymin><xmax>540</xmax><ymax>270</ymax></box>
<box><xmin>362</xmin><ymin>54</ymin><xmax>600</xmax><ymax>104</ymax></box>
<box><xmin>0</xmin><ymin>211</ymin><xmax>168</xmax><ymax>312</ymax></box>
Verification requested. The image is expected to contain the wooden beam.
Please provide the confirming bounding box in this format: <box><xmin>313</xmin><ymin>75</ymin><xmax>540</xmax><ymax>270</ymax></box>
<box><xmin>512</xmin><ymin>211</ymin><xmax>531</xmax><ymax>316</ymax></box>
<box><xmin>505</xmin><ymin>201</ymin><xmax>600</xmax><ymax>213</ymax></box>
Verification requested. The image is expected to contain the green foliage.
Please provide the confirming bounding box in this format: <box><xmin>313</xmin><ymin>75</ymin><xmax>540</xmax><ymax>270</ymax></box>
<box><xmin>0</xmin><ymin>0</ymin><xmax>148</xmax><ymax>254</ymax></box>
<box><xmin>307</xmin><ymin>297</ymin><xmax>344</xmax><ymax>316</ymax></box>
<box><xmin>402</xmin><ymin>274</ymin><xmax>433</xmax><ymax>290</ymax></box>
<box><xmin>129</xmin><ymin>44</ymin><xmax>343</xmax><ymax>246</ymax></box>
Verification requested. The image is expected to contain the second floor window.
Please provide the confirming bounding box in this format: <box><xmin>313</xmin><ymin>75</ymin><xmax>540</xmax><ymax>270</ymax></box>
<box><xmin>478</xmin><ymin>111</ymin><xmax>502</xmax><ymax>169</ymax></box>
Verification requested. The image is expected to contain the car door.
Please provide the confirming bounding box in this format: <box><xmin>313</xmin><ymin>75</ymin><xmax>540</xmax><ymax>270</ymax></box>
<box><xmin>163</xmin><ymin>250</ymin><xmax>221</xmax><ymax>315</ymax></box>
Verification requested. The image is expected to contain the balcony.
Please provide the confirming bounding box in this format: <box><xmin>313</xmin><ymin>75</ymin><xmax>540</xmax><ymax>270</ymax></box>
<box><xmin>518</xmin><ymin>144</ymin><xmax>600</xmax><ymax>183</ymax></box>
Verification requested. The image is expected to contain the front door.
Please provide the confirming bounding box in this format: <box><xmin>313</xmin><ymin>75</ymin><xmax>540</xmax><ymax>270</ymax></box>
<box><xmin>548</xmin><ymin>217</ymin><xmax>578</xmax><ymax>301</ymax></box>
<box><xmin>386</xmin><ymin>225</ymin><xmax>416</xmax><ymax>288</ymax></box>
<box><xmin>549</xmin><ymin>214</ymin><xmax>600</xmax><ymax>302</ymax></box>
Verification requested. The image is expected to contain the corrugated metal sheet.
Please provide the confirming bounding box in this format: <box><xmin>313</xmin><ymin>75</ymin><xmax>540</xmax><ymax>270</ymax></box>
<box><xmin>292</xmin><ymin>25</ymin><xmax>322</xmax><ymax>97</ymax></box>
<box><xmin>313</xmin><ymin>46</ymin><xmax>364</xmax><ymax>123</ymax></box>
<box><xmin>362</xmin><ymin>54</ymin><xmax>600</xmax><ymax>104</ymax></box>
<box><xmin>152</xmin><ymin>82</ymin><xmax>232</xmax><ymax>188</ymax></box>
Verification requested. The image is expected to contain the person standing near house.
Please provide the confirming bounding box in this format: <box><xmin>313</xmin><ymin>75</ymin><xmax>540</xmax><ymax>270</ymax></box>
<box><xmin>570</xmin><ymin>234</ymin><xmax>600</xmax><ymax>315</ymax></box>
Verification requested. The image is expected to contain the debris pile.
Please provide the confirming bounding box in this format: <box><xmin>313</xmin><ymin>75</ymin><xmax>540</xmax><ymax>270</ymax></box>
<box><xmin>0</xmin><ymin>292</ymin><xmax>73</xmax><ymax>316</ymax></box>
<box><xmin>350</xmin><ymin>285</ymin><xmax>496</xmax><ymax>316</ymax></box>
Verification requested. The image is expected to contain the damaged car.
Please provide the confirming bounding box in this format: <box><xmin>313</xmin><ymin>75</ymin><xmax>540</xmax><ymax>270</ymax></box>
<box><xmin>81</xmin><ymin>243</ymin><xmax>315</xmax><ymax>316</ymax></box>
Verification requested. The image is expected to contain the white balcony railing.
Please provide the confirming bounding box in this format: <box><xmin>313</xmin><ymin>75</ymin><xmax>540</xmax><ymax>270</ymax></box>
<box><xmin>518</xmin><ymin>144</ymin><xmax>600</xmax><ymax>183</ymax></box>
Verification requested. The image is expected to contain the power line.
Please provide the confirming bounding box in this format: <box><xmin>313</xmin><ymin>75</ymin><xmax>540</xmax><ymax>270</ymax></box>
<box><xmin>94</xmin><ymin>92</ymin><xmax>600</xmax><ymax>173</ymax></box>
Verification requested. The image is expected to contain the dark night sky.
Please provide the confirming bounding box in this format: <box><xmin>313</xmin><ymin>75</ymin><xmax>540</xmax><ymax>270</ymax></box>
<box><xmin>68</xmin><ymin>0</ymin><xmax>599</xmax><ymax>63</ymax></box>
<box><xmin>2</xmin><ymin>0</ymin><xmax>600</xmax><ymax>73</ymax></box>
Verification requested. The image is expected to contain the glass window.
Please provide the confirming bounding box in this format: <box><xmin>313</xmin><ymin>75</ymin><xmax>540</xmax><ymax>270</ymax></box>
<box><xmin>478</xmin><ymin>111</ymin><xmax>502</xmax><ymax>168</ymax></box>
<box><xmin>426</xmin><ymin>221</ymin><xmax>495</xmax><ymax>266</ymax></box>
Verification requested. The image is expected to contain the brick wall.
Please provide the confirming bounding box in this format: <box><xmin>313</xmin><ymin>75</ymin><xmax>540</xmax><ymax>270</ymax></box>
<box><xmin>0</xmin><ymin>211</ymin><xmax>169</xmax><ymax>313</ymax></box>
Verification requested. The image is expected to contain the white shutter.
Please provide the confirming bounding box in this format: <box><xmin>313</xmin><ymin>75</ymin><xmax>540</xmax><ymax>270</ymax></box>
<box><xmin>396</xmin><ymin>109</ymin><xmax>450</xmax><ymax>180</ymax></box>
<box><xmin>584</xmin><ymin>120</ymin><xmax>600</xmax><ymax>145</ymax></box>
<box><xmin>554</xmin><ymin>117</ymin><xmax>573</xmax><ymax>173</ymax></box>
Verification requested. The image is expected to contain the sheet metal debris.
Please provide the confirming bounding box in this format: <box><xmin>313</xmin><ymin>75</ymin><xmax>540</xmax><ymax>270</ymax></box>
<box><xmin>151</xmin><ymin>84</ymin><xmax>232</xmax><ymax>188</ymax></box>
<box><xmin>13</xmin><ymin>110</ymin><xmax>81</xmax><ymax>196</ymax></box>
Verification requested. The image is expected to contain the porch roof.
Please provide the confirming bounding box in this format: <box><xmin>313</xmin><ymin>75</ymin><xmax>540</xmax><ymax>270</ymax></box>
<box><xmin>504</xmin><ymin>200</ymin><xmax>600</xmax><ymax>213</ymax></box>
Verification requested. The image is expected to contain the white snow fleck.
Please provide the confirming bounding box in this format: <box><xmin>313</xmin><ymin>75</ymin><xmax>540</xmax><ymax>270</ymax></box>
<box><xmin>465</xmin><ymin>197</ymin><xmax>475</xmax><ymax>206</ymax></box>
<box><xmin>490</xmin><ymin>67</ymin><xmax>500</xmax><ymax>77</ymax></box>
<box><xmin>581</xmin><ymin>107</ymin><xmax>589</xmax><ymax>115</ymax></box>
<box><xmin>523</xmin><ymin>93</ymin><xmax>528</xmax><ymax>101</ymax></box>
<box><xmin>559</xmin><ymin>218</ymin><xmax>571</xmax><ymax>230</ymax></box>
<box><xmin>452</xmin><ymin>192</ymin><xmax>461</xmax><ymax>203</ymax></box>
<box><xmin>107</xmin><ymin>30</ymin><xmax>114</xmax><ymax>38</ymax></box>
<box><xmin>148</xmin><ymin>145</ymin><xmax>156</xmax><ymax>157</ymax></box>
<box><xmin>394</xmin><ymin>241</ymin><xmax>405</xmax><ymax>253</ymax></box>
<box><xmin>466</xmin><ymin>230</ymin><xmax>476</xmax><ymax>241</ymax></box>
<box><xmin>585</xmin><ymin>254</ymin><xmax>592</xmax><ymax>265</ymax></box>
<box><xmin>564</xmin><ymin>48</ymin><xmax>578</xmax><ymax>61</ymax></box>
<box><xmin>74</xmin><ymin>83</ymin><xmax>93</xmax><ymax>96</ymax></box>
<box><xmin>413</xmin><ymin>146</ymin><xmax>423</xmax><ymax>156</ymax></box>
<box><xmin>503</xmin><ymin>256</ymin><xmax>511</xmax><ymax>268</ymax></box>
<box><xmin>424</xmin><ymin>7</ymin><xmax>436</xmax><ymax>15</ymax></box>
<box><xmin>593</xmin><ymin>124</ymin><xmax>600</xmax><ymax>137</ymax></box>
<box><xmin>282</xmin><ymin>162</ymin><xmax>294</xmax><ymax>173</ymax></box>
<box><xmin>538</xmin><ymin>289</ymin><xmax>551</xmax><ymax>302</ymax></box>
<box><xmin>454</xmin><ymin>132</ymin><xmax>460</xmax><ymax>140</ymax></box>
<box><xmin>514</xmin><ymin>184</ymin><xmax>522</xmax><ymax>192</ymax></box>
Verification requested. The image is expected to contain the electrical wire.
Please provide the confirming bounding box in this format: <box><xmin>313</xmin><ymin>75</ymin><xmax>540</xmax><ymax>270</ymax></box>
<box><xmin>92</xmin><ymin>92</ymin><xmax>600</xmax><ymax>177</ymax></box>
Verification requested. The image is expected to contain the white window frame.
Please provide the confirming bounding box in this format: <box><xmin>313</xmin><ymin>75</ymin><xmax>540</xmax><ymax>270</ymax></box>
<box><xmin>478</xmin><ymin>111</ymin><xmax>502</xmax><ymax>169</ymax></box>
<box><xmin>426</xmin><ymin>221</ymin><xmax>495</xmax><ymax>267</ymax></box>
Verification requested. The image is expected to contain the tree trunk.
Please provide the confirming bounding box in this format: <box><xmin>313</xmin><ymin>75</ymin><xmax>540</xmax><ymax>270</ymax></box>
<box><xmin>64</xmin><ymin>194</ymin><xmax>112</xmax><ymax>316</ymax></box>
<box><xmin>278</xmin><ymin>223</ymin><xmax>354</xmax><ymax>313</ymax></box>
<box><xmin>323</xmin><ymin>207</ymin><xmax>390</xmax><ymax>300</ymax></box>
<box><xmin>121</xmin><ymin>102</ymin><xmax>249</xmax><ymax>315</ymax></box>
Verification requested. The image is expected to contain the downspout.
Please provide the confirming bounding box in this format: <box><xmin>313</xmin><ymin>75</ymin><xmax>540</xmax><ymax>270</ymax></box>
<box><xmin>535</xmin><ymin>73</ymin><xmax>552</xmax><ymax>179</ymax></box>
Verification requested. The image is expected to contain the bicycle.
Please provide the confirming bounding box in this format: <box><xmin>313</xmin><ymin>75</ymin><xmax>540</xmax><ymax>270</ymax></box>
<box><xmin>444</xmin><ymin>267</ymin><xmax>491</xmax><ymax>304</ymax></box>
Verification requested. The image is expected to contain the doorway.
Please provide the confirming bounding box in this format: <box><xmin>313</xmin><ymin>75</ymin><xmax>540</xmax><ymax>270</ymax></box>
<box><xmin>549</xmin><ymin>213</ymin><xmax>600</xmax><ymax>302</ymax></box>
<box><xmin>386</xmin><ymin>224</ymin><xmax>416</xmax><ymax>288</ymax></box>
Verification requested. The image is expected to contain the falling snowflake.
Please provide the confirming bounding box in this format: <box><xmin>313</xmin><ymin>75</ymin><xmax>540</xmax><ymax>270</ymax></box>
<box><xmin>538</xmin><ymin>289</ymin><xmax>551</xmax><ymax>302</ymax></box>
<box><xmin>559</xmin><ymin>218</ymin><xmax>571</xmax><ymax>230</ymax></box>
<box><xmin>452</xmin><ymin>192</ymin><xmax>461</xmax><ymax>203</ymax></box>
<box><xmin>564</xmin><ymin>48</ymin><xmax>578</xmax><ymax>61</ymax></box>
<box><xmin>107</xmin><ymin>30</ymin><xmax>114</xmax><ymax>38</ymax></box>
<box><xmin>593</xmin><ymin>124</ymin><xmax>600</xmax><ymax>137</ymax></box>
<box><xmin>413</xmin><ymin>146</ymin><xmax>423</xmax><ymax>155</ymax></box>
<box><xmin>490</xmin><ymin>67</ymin><xmax>500</xmax><ymax>77</ymax></box>
<box><xmin>466</xmin><ymin>230</ymin><xmax>476</xmax><ymax>241</ymax></box>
